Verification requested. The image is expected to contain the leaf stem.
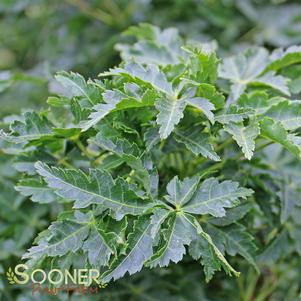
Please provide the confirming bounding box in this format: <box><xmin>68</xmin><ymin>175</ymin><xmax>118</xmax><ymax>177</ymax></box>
<box><xmin>75</xmin><ymin>138</ymin><xmax>94</xmax><ymax>159</ymax></box>
<box><xmin>57</xmin><ymin>158</ymin><xmax>74</xmax><ymax>169</ymax></box>
<box><xmin>255</xmin><ymin>141</ymin><xmax>274</xmax><ymax>152</ymax></box>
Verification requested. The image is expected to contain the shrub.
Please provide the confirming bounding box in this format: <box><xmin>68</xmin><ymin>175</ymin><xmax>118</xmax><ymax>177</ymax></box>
<box><xmin>2</xmin><ymin>23</ymin><xmax>301</xmax><ymax>300</ymax></box>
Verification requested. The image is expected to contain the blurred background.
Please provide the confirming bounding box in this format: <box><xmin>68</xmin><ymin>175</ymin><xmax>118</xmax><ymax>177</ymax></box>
<box><xmin>1</xmin><ymin>0</ymin><xmax>301</xmax><ymax>118</ymax></box>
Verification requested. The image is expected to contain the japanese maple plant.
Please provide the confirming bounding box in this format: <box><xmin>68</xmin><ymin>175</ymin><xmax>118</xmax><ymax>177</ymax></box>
<box><xmin>1</xmin><ymin>24</ymin><xmax>301</xmax><ymax>289</ymax></box>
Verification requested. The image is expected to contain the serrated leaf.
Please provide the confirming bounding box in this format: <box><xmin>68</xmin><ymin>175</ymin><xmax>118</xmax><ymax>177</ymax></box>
<box><xmin>252</xmin><ymin>71</ymin><xmax>290</xmax><ymax>96</ymax></box>
<box><xmin>224</xmin><ymin>121</ymin><xmax>260</xmax><ymax>160</ymax></box>
<box><xmin>184</xmin><ymin>82</ymin><xmax>225</xmax><ymax>109</ymax></box>
<box><xmin>55</xmin><ymin>71</ymin><xmax>100</xmax><ymax>105</ymax></box>
<box><xmin>144</xmin><ymin>127</ymin><xmax>160</xmax><ymax>151</ymax></box>
<box><xmin>35</xmin><ymin>162</ymin><xmax>152</xmax><ymax>220</ymax></box>
<box><xmin>207</xmin><ymin>223</ymin><xmax>258</xmax><ymax>272</ymax></box>
<box><xmin>23</xmin><ymin>218</ymin><xmax>90</xmax><ymax>259</ymax></box>
<box><xmin>150</xmin><ymin>208</ymin><xmax>170</xmax><ymax>239</ymax></box>
<box><xmin>0</xmin><ymin>112</ymin><xmax>53</xmax><ymax>144</ymax></box>
<box><xmin>186</xmin><ymin>97</ymin><xmax>215</xmax><ymax>123</ymax></box>
<box><xmin>265</xmin><ymin>100</ymin><xmax>301</xmax><ymax>130</ymax></box>
<box><xmin>198</xmin><ymin>83</ymin><xmax>225</xmax><ymax>110</ymax></box>
<box><xmin>189</xmin><ymin>235</ymin><xmax>222</xmax><ymax>282</ymax></box>
<box><xmin>146</xmin><ymin>213</ymin><xmax>196</xmax><ymax>267</ymax></box>
<box><xmin>184</xmin><ymin>44</ymin><xmax>218</xmax><ymax>84</ymax></box>
<box><xmin>215</xmin><ymin>105</ymin><xmax>252</xmax><ymax>124</ymax></box>
<box><xmin>174</xmin><ymin>126</ymin><xmax>220</xmax><ymax>161</ymax></box>
<box><xmin>80</xmin><ymin>88</ymin><xmax>155</xmax><ymax>131</ymax></box>
<box><xmin>80</xmin><ymin>90</ymin><xmax>124</xmax><ymax>131</ymax></box>
<box><xmin>219</xmin><ymin>47</ymin><xmax>290</xmax><ymax>100</ymax></box>
<box><xmin>165</xmin><ymin>175</ymin><xmax>200</xmax><ymax>207</ymax></box>
<box><xmin>260</xmin><ymin>118</ymin><xmax>301</xmax><ymax>158</ymax></box>
<box><xmin>102</xmin><ymin>62</ymin><xmax>174</xmax><ymax>97</ymax></box>
<box><xmin>183</xmin><ymin>178</ymin><xmax>253</xmax><ymax>217</ymax></box>
<box><xmin>209</xmin><ymin>202</ymin><xmax>252</xmax><ymax>227</ymax></box>
<box><xmin>117</xmin><ymin>24</ymin><xmax>184</xmax><ymax>66</ymax></box>
<box><xmin>267</xmin><ymin>46</ymin><xmax>301</xmax><ymax>71</ymax></box>
<box><xmin>70</xmin><ymin>99</ymin><xmax>90</xmax><ymax>124</ymax></box>
<box><xmin>219</xmin><ymin>47</ymin><xmax>269</xmax><ymax>82</ymax></box>
<box><xmin>93</xmin><ymin>131</ymin><xmax>151</xmax><ymax>192</ymax></box>
<box><xmin>101</xmin><ymin>215</ymin><xmax>153</xmax><ymax>282</ymax></box>
<box><xmin>219</xmin><ymin>47</ymin><xmax>270</xmax><ymax>99</ymax></box>
<box><xmin>155</xmin><ymin>96</ymin><xmax>186</xmax><ymax>139</ymax></box>
<box><xmin>82</xmin><ymin>224</ymin><xmax>115</xmax><ymax>267</ymax></box>
<box><xmin>237</xmin><ymin>91</ymin><xmax>270</xmax><ymax>115</ymax></box>
<box><xmin>15</xmin><ymin>178</ymin><xmax>59</xmax><ymax>203</ymax></box>
<box><xmin>188</xmin><ymin>215</ymin><xmax>239</xmax><ymax>279</ymax></box>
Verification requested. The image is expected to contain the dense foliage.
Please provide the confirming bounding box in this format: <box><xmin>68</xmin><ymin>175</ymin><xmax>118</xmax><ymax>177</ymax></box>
<box><xmin>2</xmin><ymin>1</ymin><xmax>301</xmax><ymax>301</ymax></box>
<box><xmin>2</xmin><ymin>0</ymin><xmax>301</xmax><ymax>117</ymax></box>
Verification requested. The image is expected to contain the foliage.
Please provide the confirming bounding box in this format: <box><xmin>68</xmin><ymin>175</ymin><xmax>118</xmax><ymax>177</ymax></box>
<box><xmin>2</xmin><ymin>0</ymin><xmax>301</xmax><ymax>117</ymax></box>
<box><xmin>2</xmin><ymin>1</ymin><xmax>301</xmax><ymax>301</ymax></box>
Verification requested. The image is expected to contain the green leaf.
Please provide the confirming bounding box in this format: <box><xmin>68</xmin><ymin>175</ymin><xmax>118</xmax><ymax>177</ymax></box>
<box><xmin>115</xmin><ymin>86</ymin><xmax>155</xmax><ymax>110</ymax></box>
<box><xmin>144</xmin><ymin>127</ymin><xmax>160</xmax><ymax>151</ymax></box>
<box><xmin>219</xmin><ymin>47</ymin><xmax>269</xmax><ymax>82</ymax></box>
<box><xmin>102</xmin><ymin>62</ymin><xmax>174</xmax><ymax>97</ymax></box>
<box><xmin>198</xmin><ymin>83</ymin><xmax>225</xmax><ymax>110</ymax></box>
<box><xmin>117</xmin><ymin>24</ymin><xmax>184</xmax><ymax>66</ymax></box>
<box><xmin>207</xmin><ymin>223</ymin><xmax>258</xmax><ymax>272</ymax></box>
<box><xmin>237</xmin><ymin>91</ymin><xmax>271</xmax><ymax>115</ymax></box>
<box><xmin>81</xmin><ymin>88</ymin><xmax>155</xmax><ymax>131</ymax></box>
<box><xmin>174</xmin><ymin>126</ymin><xmax>220</xmax><ymax>161</ymax></box>
<box><xmin>23</xmin><ymin>214</ymin><xmax>91</xmax><ymax>259</ymax></box>
<box><xmin>257</xmin><ymin>230</ymin><xmax>289</xmax><ymax>264</ymax></box>
<box><xmin>277</xmin><ymin>180</ymin><xmax>299</xmax><ymax>224</ymax></box>
<box><xmin>186</xmin><ymin>96</ymin><xmax>215</xmax><ymax>123</ymax></box>
<box><xmin>224</xmin><ymin>121</ymin><xmax>260</xmax><ymax>160</ymax></box>
<box><xmin>35</xmin><ymin>162</ymin><xmax>152</xmax><ymax>220</ymax></box>
<box><xmin>15</xmin><ymin>178</ymin><xmax>59</xmax><ymax>204</ymax></box>
<box><xmin>47</xmin><ymin>96</ymin><xmax>70</xmax><ymax>107</ymax></box>
<box><xmin>184</xmin><ymin>44</ymin><xmax>219</xmax><ymax>84</ymax></box>
<box><xmin>102</xmin><ymin>215</ymin><xmax>153</xmax><ymax>282</ymax></box>
<box><xmin>219</xmin><ymin>47</ymin><xmax>290</xmax><ymax>99</ymax></box>
<box><xmin>146</xmin><ymin>213</ymin><xmax>196</xmax><ymax>267</ymax></box>
<box><xmin>252</xmin><ymin>71</ymin><xmax>290</xmax><ymax>96</ymax></box>
<box><xmin>183</xmin><ymin>178</ymin><xmax>253</xmax><ymax>217</ymax></box>
<box><xmin>165</xmin><ymin>175</ymin><xmax>200</xmax><ymax>207</ymax></box>
<box><xmin>267</xmin><ymin>46</ymin><xmax>301</xmax><ymax>71</ymax></box>
<box><xmin>188</xmin><ymin>215</ymin><xmax>240</xmax><ymax>279</ymax></box>
<box><xmin>0</xmin><ymin>112</ymin><xmax>53</xmax><ymax>144</ymax></box>
<box><xmin>260</xmin><ymin>118</ymin><xmax>301</xmax><ymax>158</ymax></box>
<box><xmin>82</xmin><ymin>223</ymin><xmax>115</xmax><ymax>267</ymax></box>
<box><xmin>70</xmin><ymin>99</ymin><xmax>90</xmax><ymax>124</ymax></box>
<box><xmin>215</xmin><ymin>105</ymin><xmax>252</xmax><ymax>124</ymax></box>
<box><xmin>93</xmin><ymin>131</ymin><xmax>151</xmax><ymax>192</ymax></box>
<box><xmin>150</xmin><ymin>208</ymin><xmax>170</xmax><ymax>239</ymax></box>
<box><xmin>155</xmin><ymin>96</ymin><xmax>186</xmax><ymax>139</ymax></box>
<box><xmin>219</xmin><ymin>47</ymin><xmax>270</xmax><ymax>99</ymax></box>
<box><xmin>80</xmin><ymin>90</ymin><xmax>124</xmax><ymax>131</ymax></box>
<box><xmin>265</xmin><ymin>100</ymin><xmax>301</xmax><ymax>130</ymax></box>
<box><xmin>55</xmin><ymin>71</ymin><xmax>100</xmax><ymax>105</ymax></box>
<box><xmin>209</xmin><ymin>202</ymin><xmax>252</xmax><ymax>227</ymax></box>
<box><xmin>189</xmin><ymin>234</ymin><xmax>223</xmax><ymax>282</ymax></box>
<box><xmin>181</xmin><ymin>83</ymin><xmax>225</xmax><ymax>109</ymax></box>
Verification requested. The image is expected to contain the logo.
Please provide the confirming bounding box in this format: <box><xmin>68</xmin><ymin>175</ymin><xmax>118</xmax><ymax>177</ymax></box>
<box><xmin>6</xmin><ymin>267</ymin><xmax>18</xmax><ymax>284</ymax></box>
<box><xmin>6</xmin><ymin>264</ymin><xmax>107</xmax><ymax>296</ymax></box>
